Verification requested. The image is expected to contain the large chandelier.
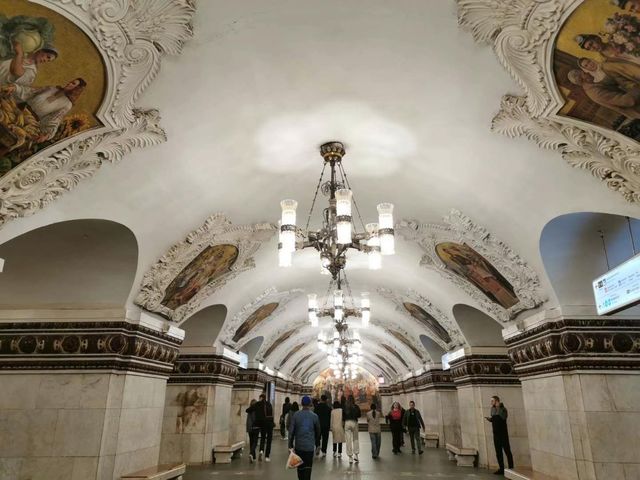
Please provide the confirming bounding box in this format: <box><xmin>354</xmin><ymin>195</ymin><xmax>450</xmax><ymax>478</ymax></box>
<box><xmin>277</xmin><ymin>141</ymin><xmax>395</xmax><ymax>273</ymax></box>
<box><xmin>277</xmin><ymin>141</ymin><xmax>395</xmax><ymax>375</ymax></box>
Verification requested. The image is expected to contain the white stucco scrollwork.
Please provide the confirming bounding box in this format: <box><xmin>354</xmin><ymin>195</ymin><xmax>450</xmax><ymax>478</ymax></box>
<box><xmin>0</xmin><ymin>0</ymin><xmax>195</xmax><ymax>226</ymax></box>
<box><xmin>397</xmin><ymin>210</ymin><xmax>546</xmax><ymax>322</ymax></box>
<box><xmin>457</xmin><ymin>0</ymin><xmax>640</xmax><ymax>202</ymax></box>
<box><xmin>135</xmin><ymin>213</ymin><xmax>277</xmax><ymax>322</ymax></box>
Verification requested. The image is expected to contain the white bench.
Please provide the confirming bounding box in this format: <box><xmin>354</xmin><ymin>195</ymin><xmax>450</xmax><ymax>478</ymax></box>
<box><xmin>420</xmin><ymin>431</ymin><xmax>439</xmax><ymax>448</ymax></box>
<box><xmin>505</xmin><ymin>468</ymin><xmax>556</xmax><ymax>480</ymax></box>
<box><xmin>121</xmin><ymin>463</ymin><xmax>185</xmax><ymax>480</ymax></box>
<box><xmin>213</xmin><ymin>441</ymin><xmax>245</xmax><ymax>464</ymax></box>
<box><xmin>445</xmin><ymin>442</ymin><xmax>478</xmax><ymax>467</ymax></box>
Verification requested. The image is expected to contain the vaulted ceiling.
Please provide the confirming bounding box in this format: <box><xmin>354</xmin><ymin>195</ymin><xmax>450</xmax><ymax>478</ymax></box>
<box><xmin>1</xmin><ymin>0</ymin><xmax>640</xmax><ymax>383</ymax></box>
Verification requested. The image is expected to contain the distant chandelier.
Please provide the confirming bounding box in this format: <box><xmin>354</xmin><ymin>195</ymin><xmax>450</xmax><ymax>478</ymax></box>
<box><xmin>317</xmin><ymin>323</ymin><xmax>363</xmax><ymax>380</ymax></box>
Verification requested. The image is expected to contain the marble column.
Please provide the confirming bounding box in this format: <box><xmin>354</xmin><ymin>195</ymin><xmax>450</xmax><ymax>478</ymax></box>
<box><xmin>159</xmin><ymin>354</ymin><xmax>239</xmax><ymax>465</ymax></box>
<box><xmin>410</xmin><ymin>368</ymin><xmax>461</xmax><ymax>447</ymax></box>
<box><xmin>450</xmin><ymin>348</ymin><xmax>531</xmax><ymax>470</ymax></box>
<box><xmin>505</xmin><ymin>313</ymin><xmax>640</xmax><ymax>480</ymax></box>
<box><xmin>0</xmin><ymin>308</ymin><xmax>183</xmax><ymax>480</ymax></box>
<box><xmin>229</xmin><ymin>369</ymin><xmax>272</xmax><ymax>445</ymax></box>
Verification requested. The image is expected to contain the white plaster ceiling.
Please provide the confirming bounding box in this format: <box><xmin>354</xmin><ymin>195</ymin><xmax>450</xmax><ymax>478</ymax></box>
<box><xmin>1</xmin><ymin>0</ymin><xmax>639</xmax><ymax>382</ymax></box>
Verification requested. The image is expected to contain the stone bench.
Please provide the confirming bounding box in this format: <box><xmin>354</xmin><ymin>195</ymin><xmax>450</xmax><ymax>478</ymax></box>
<box><xmin>420</xmin><ymin>431</ymin><xmax>439</xmax><ymax>448</ymax></box>
<box><xmin>121</xmin><ymin>463</ymin><xmax>185</xmax><ymax>480</ymax></box>
<box><xmin>213</xmin><ymin>441</ymin><xmax>245</xmax><ymax>464</ymax></box>
<box><xmin>445</xmin><ymin>442</ymin><xmax>478</xmax><ymax>467</ymax></box>
<box><xmin>505</xmin><ymin>468</ymin><xmax>556</xmax><ymax>480</ymax></box>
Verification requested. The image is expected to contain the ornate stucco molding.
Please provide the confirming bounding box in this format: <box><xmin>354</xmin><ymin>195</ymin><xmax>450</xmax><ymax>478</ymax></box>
<box><xmin>397</xmin><ymin>210</ymin><xmax>546</xmax><ymax>322</ymax></box>
<box><xmin>136</xmin><ymin>214</ymin><xmax>277</xmax><ymax>322</ymax></box>
<box><xmin>505</xmin><ymin>318</ymin><xmax>640</xmax><ymax>378</ymax></box>
<box><xmin>449</xmin><ymin>354</ymin><xmax>520</xmax><ymax>386</ymax></box>
<box><xmin>457</xmin><ymin>0</ymin><xmax>640</xmax><ymax>202</ymax></box>
<box><xmin>254</xmin><ymin>320</ymin><xmax>308</xmax><ymax>362</ymax></box>
<box><xmin>0</xmin><ymin>0</ymin><xmax>196</xmax><ymax>226</ymax></box>
<box><xmin>218</xmin><ymin>287</ymin><xmax>303</xmax><ymax>349</ymax></box>
<box><xmin>0</xmin><ymin>321</ymin><xmax>182</xmax><ymax>375</ymax></box>
<box><xmin>169</xmin><ymin>354</ymin><xmax>239</xmax><ymax>386</ymax></box>
<box><xmin>377</xmin><ymin>286</ymin><xmax>467</xmax><ymax>348</ymax></box>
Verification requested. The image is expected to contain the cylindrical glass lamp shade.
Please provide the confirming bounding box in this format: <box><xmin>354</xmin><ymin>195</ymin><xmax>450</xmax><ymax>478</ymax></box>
<box><xmin>379</xmin><ymin>233</ymin><xmax>395</xmax><ymax>255</ymax></box>
<box><xmin>310</xmin><ymin>315</ymin><xmax>318</xmax><ymax>327</ymax></box>
<box><xmin>280</xmin><ymin>199</ymin><xmax>298</xmax><ymax>225</ymax></box>
<box><xmin>336</xmin><ymin>221</ymin><xmax>352</xmax><ymax>244</ymax></box>
<box><xmin>361</xmin><ymin>292</ymin><xmax>370</xmax><ymax>327</ymax></box>
<box><xmin>377</xmin><ymin>203</ymin><xmax>394</xmax><ymax>228</ymax></box>
<box><xmin>308</xmin><ymin>293</ymin><xmax>318</xmax><ymax>310</ymax></box>
<box><xmin>278</xmin><ymin>245</ymin><xmax>292</xmax><ymax>267</ymax></box>
<box><xmin>333</xmin><ymin>290</ymin><xmax>343</xmax><ymax>307</ymax></box>
<box><xmin>366</xmin><ymin>223</ymin><xmax>382</xmax><ymax>269</ymax></box>
<box><xmin>280</xmin><ymin>230</ymin><xmax>296</xmax><ymax>253</ymax></box>
<box><xmin>335</xmin><ymin>189</ymin><xmax>353</xmax><ymax>216</ymax></box>
<box><xmin>377</xmin><ymin>203</ymin><xmax>395</xmax><ymax>255</ymax></box>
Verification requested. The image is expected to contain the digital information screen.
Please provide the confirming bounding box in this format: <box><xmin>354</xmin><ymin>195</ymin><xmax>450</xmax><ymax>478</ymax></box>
<box><xmin>593</xmin><ymin>253</ymin><xmax>640</xmax><ymax>315</ymax></box>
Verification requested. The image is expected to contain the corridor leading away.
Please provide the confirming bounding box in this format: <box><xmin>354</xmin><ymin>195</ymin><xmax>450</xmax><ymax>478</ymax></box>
<box><xmin>185</xmin><ymin>432</ymin><xmax>497</xmax><ymax>479</ymax></box>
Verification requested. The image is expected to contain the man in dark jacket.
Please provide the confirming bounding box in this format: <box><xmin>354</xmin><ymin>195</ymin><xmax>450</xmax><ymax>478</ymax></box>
<box><xmin>314</xmin><ymin>394</ymin><xmax>332</xmax><ymax>457</ymax></box>
<box><xmin>485</xmin><ymin>395</ymin><xmax>514</xmax><ymax>475</ymax></box>
<box><xmin>289</xmin><ymin>395</ymin><xmax>321</xmax><ymax>480</ymax></box>
<box><xmin>281</xmin><ymin>397</ymin><xmax>291</xmax><ymax>439</ymax></box>
<box><xmin>247</xmin><ymin>393</ymin><xmax>275</xmax><ymax>462</ymax></box>
<box><xmin>403</xmin><ymin>400</ymin><xmax>425</xmax><ymax>455</ymax></box>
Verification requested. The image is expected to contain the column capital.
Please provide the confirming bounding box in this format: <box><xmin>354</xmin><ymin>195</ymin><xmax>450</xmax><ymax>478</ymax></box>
<box><xmin>449</xmin><ymin>354</ymin><xmax>519</xmax><ymax>386</ymax></box>
<box><xmin>169</xmin><ymin>354</ymin><xmax>239</xmax><ymax>386</ymax></box>
<box><xmin>505</xmin><ymin>317</ymin><xmax>640</xmax><ymax>378</ymax></box>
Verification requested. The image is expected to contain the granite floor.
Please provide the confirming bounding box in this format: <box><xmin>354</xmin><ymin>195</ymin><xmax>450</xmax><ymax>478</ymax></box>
<box><xmin>185</xmin><ymin>432</ymin><xmax>500</xmax><ymax>479</ymax></box>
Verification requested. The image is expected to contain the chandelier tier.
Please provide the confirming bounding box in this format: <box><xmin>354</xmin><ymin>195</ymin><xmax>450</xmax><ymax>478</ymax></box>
<box><xmin>278</xmin><ymin>141</ymin><xmax>395</xmax><ymax>274</ymax></box>
<box><xmin>317</xmin><ymin>324</ymin><xmax>363</xmax><ymax>380</ymax></box>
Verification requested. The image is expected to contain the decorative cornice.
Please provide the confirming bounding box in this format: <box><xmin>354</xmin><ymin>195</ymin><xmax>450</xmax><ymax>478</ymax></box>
<box><xmin>0</xmin><ymin>321</ymin><xmax>181</xmax><ymax>375</ymax></box>
<box><xmin>233</xmin><ymin>368</ymin><xmax>273</xmax><ymax>389</ymax></box>
<box><xmin>505</xmin><ymin>318</ymin><xmax>640</xmax><ymax>378</ymax></box>
<box><xmin>397</xmin><ymin>210</ymin><xmax>546</xmax><ymax>322</ymax></box>
<box><xmin>449</xmin><ymin>354</ymin><xmax>520</xmax><ymax>386</ymax></box>
<box><xmin>168</xmin><ymin>354</ymin><xmax>239</xmax><ymax>386</ymax></box>
<box><xmin>377</xmin><ymin>287</ymin><xmax>466</xmax><ymax>349</ymax></box>
<box><xmin>456</xmin><ymin>0</ymin><xmax>640</xmax><ymax>203</ymax></box>
<box><xmin>0</xmin><ymin>0</ymin><xmax>195</xmax><ymax>226</ymax></box>
<box><xmin>135</xmin><ymin>214</ymin><xmax>276</xmax><ymax>322</ymax></box>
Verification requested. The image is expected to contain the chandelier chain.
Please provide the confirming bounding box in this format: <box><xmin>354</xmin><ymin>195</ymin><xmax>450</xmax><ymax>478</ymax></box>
<box><xmin>304</xmin><ymin>162</ymin><xmax>327</xmax><ymax>232</ymax></box>
<box><xmin>338</xmin><ymin>162</ymin><xmax>366</xmax><ymax>232</ymax></box>
<box><xmin>342</xmin><ymin>270</ymin><xmax>355</xmax><ymax>308</ymax></box>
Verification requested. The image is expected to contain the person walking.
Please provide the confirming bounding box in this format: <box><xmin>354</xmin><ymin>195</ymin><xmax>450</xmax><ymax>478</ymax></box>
<box><xmin>366</xmin><ymin>403</ymin><xmax>382</xmax><ymax>459</ymax></box>
<box><xmin>485</xmin><ymin>395</ymin><xmax>514</xmax><ymax>475</ymax></box>
<box><xmin>403</xmin><ymin>400</ymin><xmax>425</xmax><ymax>455</ymax></box>
<box><xmin>314</xmin><ymin>394</ymin><xmax>332</xmax><ymax>457</ymax></box>
<box><xmin>330</xmin><ymin>400</ymin><xmax>345</xmax><ymax>458</ymax></box>
<box><xmin>387</xmin><ymin>401</ymin><xmax>404</xmax><ymax>454</ymax></box>
<box><xmin>245</xmin><ymin>399</ymin><xmax>260</xmax><ymax>462</ymax></box>
<box><xmin>281</xmin><ymin>397</ymin><xmax>291</xmax><ymax>439</ymax></box>
<box><xmin>289</xmin><ymin>395</ymin><xmax>321</xmax><ymax>480</ymax></box>
<box><xmin>286</xmin><ymin>401</ymin><xmax>300</xmax><ymax>433</ymax></box>
<box><xmin>246</xmin><ymin>393</ymin><xmax>275</xmax><ymax>462</ymax></box>
<box><xmin>342</xmin><ymin>395</ymin><xmax>361</xmax><ymax>464</ymax></box>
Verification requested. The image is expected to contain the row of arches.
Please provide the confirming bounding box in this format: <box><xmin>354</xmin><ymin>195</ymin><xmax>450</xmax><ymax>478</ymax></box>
<box><xmin>1</xmin><ymin>212</ymin><xmax>638</xmax><ymax>382</ymax></box>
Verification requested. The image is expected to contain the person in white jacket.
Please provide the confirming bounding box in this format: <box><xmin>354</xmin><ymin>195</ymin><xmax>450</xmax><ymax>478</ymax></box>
<box><xmin>329</xmin><ymin>400</ymin><xmax>345</xmax><ymax>458</ymax></box>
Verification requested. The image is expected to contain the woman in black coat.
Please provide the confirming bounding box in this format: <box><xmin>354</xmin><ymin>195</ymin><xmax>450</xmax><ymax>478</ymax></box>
<box><xmin>386</xmin><ymin>401</ymin><xmax>405</xmax><ymax>454</ymax></box>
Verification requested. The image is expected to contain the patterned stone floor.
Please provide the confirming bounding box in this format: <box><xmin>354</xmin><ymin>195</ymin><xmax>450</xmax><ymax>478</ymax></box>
<box><xmin>184</xmin><ymin>432</ymin><xmax>500</xmax><ymax>479</ymax></box>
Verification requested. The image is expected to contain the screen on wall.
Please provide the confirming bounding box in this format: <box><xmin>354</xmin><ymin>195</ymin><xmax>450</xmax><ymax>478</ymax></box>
<box><xmin>593</xmin><ymin>252</ymin><xmax>640</xmax><ymax>315</ymax></box>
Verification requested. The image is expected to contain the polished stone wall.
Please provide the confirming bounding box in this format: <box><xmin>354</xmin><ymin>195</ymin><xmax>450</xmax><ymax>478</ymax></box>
<box><xmin>0</xmin><ymin>372</ymin><xmax>167</xmax><ymax>480</ymax></box>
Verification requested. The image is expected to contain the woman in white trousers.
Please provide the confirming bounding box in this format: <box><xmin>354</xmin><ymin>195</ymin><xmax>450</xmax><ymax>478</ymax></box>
<box><xmin>342</xmin><ymin>395</ymin><xmax>361</xmax><ymax>463</ymax></box>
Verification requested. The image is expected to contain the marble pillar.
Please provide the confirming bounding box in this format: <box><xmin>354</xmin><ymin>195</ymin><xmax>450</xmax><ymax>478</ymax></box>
<box><xmin>229</xmin><ymin>369</ymin><xmax>272</xmax><ymax>445</ymax></box>
<box><xmin>505</xmin><ymin>313</ymin><xmax>640</xmax><ymax>480</ymax></box>
<box><xmin>450</xmin><ymin>348</ymin><xmax>531</xmax><ymax>470</ymax></box>
<box><xmin>0</xmin><ymin>308</ymin><xmax>183</xmax><ymax>480</ymax></box>
<box><xmin>159</xmin><ymin>354</ymin><xmax>238</xmax><ymax>465</ymax></box>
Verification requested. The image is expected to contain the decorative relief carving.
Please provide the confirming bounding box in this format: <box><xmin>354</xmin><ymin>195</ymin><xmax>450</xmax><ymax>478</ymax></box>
<box><xmin>135</xmin><ymin>214</ymin><xmax>277</xmax><ymax>322</ymax></box>
<box><xmin>0</xmin><ymin>0</ymin><xmax>195</xmax><ymax>226</ymax></box>
<box><xmin>456</xmin><ymin>0</ymin><xmax>640</xmax><ymax>202</ymax></box>
<box><xmin>449</xmin><ymin>354</ymin><xmax>520</xmax><ymax>386</ymax></box>
<box><xmin>397</xmin><ymin>210</ymin><xmax>546</xmax><ymax>322</ymax></box>
<box><xmin>377</xmin><ymin>286</ymin><xmax>466</xmax><ymax>347</ymax></box>
<box><xmin>219</xmin><ymin>287</ymin><xmax>302</xmax><ymax>349</ymax></box>
<box><xmin>169</xmin><ymin>354</ymin><xmax>239</xmax><ymax>386</ymax></box>
<box><xmin>0</xmin><ymin>321</ymin><xmax>181</xmax><ymax>375</ymax></box>
<box><xmin>394</xmin><ymin>369</ymin><xmax>455</xmax><ymax>394</ymax></box>
<box><xmin>506</xmin><ymin>318</ymin><xmax>640</xmax><ymax>377</ymax></box>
